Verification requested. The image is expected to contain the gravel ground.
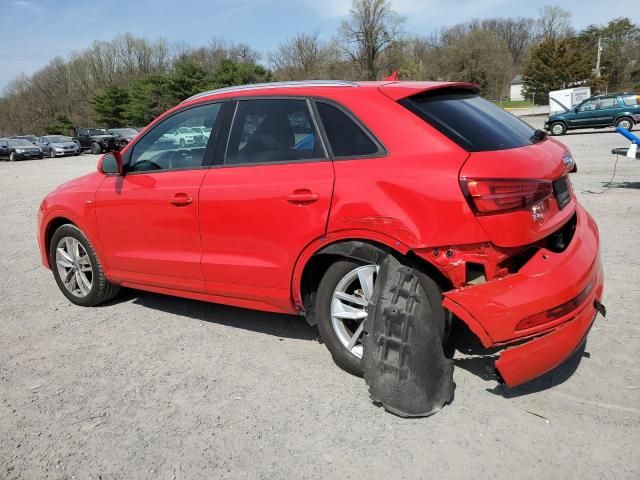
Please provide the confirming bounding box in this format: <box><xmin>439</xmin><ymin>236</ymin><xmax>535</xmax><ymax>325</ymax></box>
<box><xmin>1</xmin><ymin>120</ymin><xmax>639</xmax><ymax>479</ymax></box>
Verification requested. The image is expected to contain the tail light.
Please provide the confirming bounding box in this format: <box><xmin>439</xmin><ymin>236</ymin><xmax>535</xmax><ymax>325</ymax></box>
<box><xmin>460</xmin><ymin>178</ymin><xmax>553</xmax><ymax>215</ymax></box>
<box><xmin>515</xmin><ymin>281</ymin><xmax>593</xmax><ymax>331</ymax></box>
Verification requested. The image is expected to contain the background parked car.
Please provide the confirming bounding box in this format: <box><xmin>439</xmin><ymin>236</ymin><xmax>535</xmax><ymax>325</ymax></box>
<box><xmin>545</xmin><ymin>93</ymin><xmax>640</xmax><ymax>135</ymax></box>
<box><xmin>108</xmin><ymin>128</ymin><xmax>139</xmax><ymax>150</ymax></box>
<box><xmin>36</xmin><ymin>135</ymin><xmax>81</xmax><ymax>158</ymax></box>
<box><xmin>0</xmin><ymin>138</ymin><xmax>43</xmax><ymax>161</ymax></box>
<box><xmin>72</xmin><ymin>128</ymin><xmax>119</xmax><ymax>154</ymax></box>
<box><xmin>9</xmin><ymin>135</ymin><xmax>38</xmax><ymax>144</ymax></box>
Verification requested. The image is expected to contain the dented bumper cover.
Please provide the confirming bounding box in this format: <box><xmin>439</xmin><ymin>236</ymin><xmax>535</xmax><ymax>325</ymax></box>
<box><xmin>442</xmin><ymin>204</ymin><xmax>604</xmax><ymax>387</ymax></box>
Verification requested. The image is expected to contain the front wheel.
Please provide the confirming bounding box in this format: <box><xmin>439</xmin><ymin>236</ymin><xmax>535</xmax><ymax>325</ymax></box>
<box><xmin>50</xmin><ymin>224</ymin><xmax>120</xmax><ymax>306</ymax></box>
<box><xmin>9</xmin><ymin>152</ymin><xmax>16</xmax><ymax>162</ymax></box>
<box><xmin>90</xmin><ymin>142</ymin><xmax>102</xmax><ymax>155</ymax></box>
<box><xmin>550</xmin><ymin>122</ymin><xmax>567</xmax><ymax>136</ymax></box>
<box><xmin>49</xmin><ymin>149</ymin><xmax>56</xmax><ymax>159</ymax></box>
<box><xmin>316</xmin><ymin>261</ymin><xmax>378</xmax><ymax>376</ymax></box>
<box><xmin>616</xmin><ymin>117</ymin><xmax>634</xmax><ymax>131</ymax></box>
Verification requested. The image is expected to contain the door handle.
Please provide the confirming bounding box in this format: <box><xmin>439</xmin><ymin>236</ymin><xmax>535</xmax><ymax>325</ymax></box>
<box><xmin>169</xmin><ymin>193</ymin><xmax>193</xmax><ymax>206</ymax></box>
<box><xmin>286</xmin><ymin>190</ymin><xmax>319</xmax><ymax>205</ymax></box>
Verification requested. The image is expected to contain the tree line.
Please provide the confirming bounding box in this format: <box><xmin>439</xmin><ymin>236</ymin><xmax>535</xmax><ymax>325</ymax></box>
<box><xmin>1</xmin><ymin>0</ymin><xmax>638</xmax><ymax>135</ymax></box>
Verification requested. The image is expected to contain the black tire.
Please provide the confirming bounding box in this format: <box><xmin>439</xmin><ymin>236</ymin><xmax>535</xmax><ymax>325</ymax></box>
<box><xmin>49</xmin><ymin>149</ymin><xmax>56</xmax><ymax>159</ymax></box>
<box><xmin>316</xmin><ymin>260</ymin><xmax>368</xmax><ymax>376</ymax></box>
<box><xmin>49</xmin><ymin>224</ymin><xmax>120</xmax><ymax>307</ymax></box>
<box><xmin>90</xmin><ymin>142</ymin><xmax>102</xmax><ymax>155</ymax></box>
<box><xmin>38</xmin><ymin>154</ymin><xmax>44</xmax><ymax>159</ymax></box>
<box><xmin>9</xmin><ymin>152</ymin><xmax>16</xmax><ymax>162</ymax></box>
<box><xmin>615</xmin><ymin>117</ymin><xmax>634</xmax><ymax>131</ymax></box>
<box><xmin>179</xmin><ymin>138</ymin><xmax>186</xmax><ymax>148</ymax></box>
<box><xmin>550</xmin><ymin>122</ymin><xmax>567</xmax><ymax>136</ymax></box>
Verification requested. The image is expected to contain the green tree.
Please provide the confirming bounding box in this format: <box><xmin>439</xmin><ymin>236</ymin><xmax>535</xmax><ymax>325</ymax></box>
<box><xmin>208</xmin><ymin>59</ymin><xmax>271</xmax><ymax>88</ymax></box>
<box><xmin>165</xmin><ymin>59</ymin><xmax>209</xmax><ymax>104</ymax></box>
<box><xmin>522</xmin><ymin>37</ymin><xmax>592</xmax><ymax>103</ymax></box>
<box><xmin>46</xmin><ymin>114</ymin><xmax>74</xmax><ymax>135</ymax></box>
<box><xmin>125</xmin><ymin>75</ymin><xmax>171</xmax><ymax>127</ymax></box>
<box><xmin>579</xmin><ymin>18</ymin><xmax>640</xmax><ymax>89</ymax></box>
<box><xmin>92</xmin><ymin>85</ymin><xmax>130</xmax><ymax>127</ymax></box>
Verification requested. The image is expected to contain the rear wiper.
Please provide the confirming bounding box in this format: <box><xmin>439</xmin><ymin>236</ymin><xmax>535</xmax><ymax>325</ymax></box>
<box><xmin>531</xmin><ymin>129</ymin><xmax>547</xmax><ymax>143</ymax></box>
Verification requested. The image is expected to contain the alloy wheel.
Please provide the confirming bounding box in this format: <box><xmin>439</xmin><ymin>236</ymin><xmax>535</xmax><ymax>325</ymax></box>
<box><xmin>552</xmin><ymin>124</ymin><xmax>564</xmax><ymax>135</ymax></box>
<box><xmin>55</xmin><ymin>236</ymin><xmax>93</xmax><ymax>298</ymax></box>
<box><xmin>618</xmin><ymin>119</ymin><xmax>632</xmax><ymax>130</ymax></box>
<box><xmin>330</xmin><ymin>264</ymin><xmax>378</xmax><ymax>359</ymax></box>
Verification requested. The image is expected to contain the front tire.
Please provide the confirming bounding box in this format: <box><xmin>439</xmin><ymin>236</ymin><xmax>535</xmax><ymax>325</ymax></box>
<box><xmin>90</xmin><ymin>142</ymin><xmax>102</xmax><ymax>155</ymax></box>
<box><xmin>9</xmin><ymin>152</ymin><xmax>16</xmax><ymax>162</ymax></box>
<box><xmin>616</xmin><ymin>117</ymin><xmax>634</xmax><ymax>131</ymax></box>
<box><xmin>550</xmin><ymin>122</ymin><xmax>567</xmax><ymax>136</ymax></box>
<box><xmin>49</xmin><ymin>149</ymin><xmax>56</xmax><ymax>158</ymax></box>
<box><xmin>50</xmin><ymin>224</ymin><xmax>120</xmax><ymax>306</ymax></box>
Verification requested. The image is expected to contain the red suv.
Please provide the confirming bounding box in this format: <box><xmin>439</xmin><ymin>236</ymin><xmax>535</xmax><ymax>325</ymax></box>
<box><xmin>38</xmin><ymin>80</ymin><xmax>603</xmax><ymax>388</ymax></box>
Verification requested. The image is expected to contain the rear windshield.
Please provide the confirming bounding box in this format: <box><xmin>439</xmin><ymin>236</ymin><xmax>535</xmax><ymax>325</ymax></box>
<box><xmin>400</xmin><ymin>89</ymin><xmax>537</xmax><ymax>152</ymax></box>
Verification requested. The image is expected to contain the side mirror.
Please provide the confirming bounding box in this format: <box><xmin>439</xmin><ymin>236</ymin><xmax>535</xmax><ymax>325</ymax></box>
<box><xmin>98</xmin><ymin>151</ymin><xmax>123</xmax><ymax>175</ymax></box>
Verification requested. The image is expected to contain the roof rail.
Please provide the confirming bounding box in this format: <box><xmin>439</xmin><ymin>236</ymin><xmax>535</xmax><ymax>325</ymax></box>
<box><xmin>182</xmin><ymin>80</ymin><xmax>359</xmax><ymax>103</ymax></box>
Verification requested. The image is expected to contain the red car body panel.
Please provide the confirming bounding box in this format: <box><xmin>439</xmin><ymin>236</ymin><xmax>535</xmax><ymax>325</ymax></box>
<box><xmin>198</xmin><ymin>161</ymin><xmax>334</xmax><ymax>313</ymax></box>
<box><xmin>37</xmin><ymin>81</ymin><xmax>604</xmax><ymax>388</ymax></box>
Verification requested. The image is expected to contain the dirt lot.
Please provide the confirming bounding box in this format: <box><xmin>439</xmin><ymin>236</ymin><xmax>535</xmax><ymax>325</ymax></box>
<box><xmin>1</xmin><ymin>119</ymin><xmax>639</xmax><ymax>479</ymax></box>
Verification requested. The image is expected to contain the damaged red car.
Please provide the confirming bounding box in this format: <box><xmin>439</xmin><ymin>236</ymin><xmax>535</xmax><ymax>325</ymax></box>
<box><xmin>38</xmin><ymin>80</ymin><xmax>604</xmax><ymax>389</ymax></box>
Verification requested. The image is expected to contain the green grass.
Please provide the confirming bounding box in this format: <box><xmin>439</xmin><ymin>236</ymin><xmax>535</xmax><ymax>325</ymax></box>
<box><xmin>491</xmin><ymin>99</ymin><xmax>534</xmax><ymax>109</ymax></box>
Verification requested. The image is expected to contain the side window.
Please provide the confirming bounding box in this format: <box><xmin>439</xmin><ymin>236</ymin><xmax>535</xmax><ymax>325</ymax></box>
<box><xmin>315</xmin><ymin>102</ymin><xmax>381</xmax><ymax>158</ymax></box>
<box><xmin>579</xmin><ymin>101</ymin><xmax>596</xmax><ymax>112</ymax></box>
<box><xmin>129</xmin><ymin>103</ymin><xmax>221</xmax><ymax>172</ymax></box>
<box><xmin>225</xmin><ymin>99</ymin><xmax>325</xmax><ymax>165</ymax></box>
<box><xmin>597</xmin><ymin>98</ymin><xmax>617</xmax><ymax>109</ymax></box>
<box><xmin>621</xmin><ymin>95</ymin><xmax>639</xmax><ymax>106</ymax></box>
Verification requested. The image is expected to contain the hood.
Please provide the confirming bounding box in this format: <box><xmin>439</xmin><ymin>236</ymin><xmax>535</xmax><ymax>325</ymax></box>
<box><xmin>94</xmin><ymin>134</ymin><xmax>116</xmax><ymax>139</ymax></box>
<box><xmin>51</xmin><ymin>142</ymin><xmax>78</xmax><ymax>148</ymax></box>
<box><xmin>55</xmin><ymin>172</ymin><xmax>96</xmax><ymax>191</ymax></box>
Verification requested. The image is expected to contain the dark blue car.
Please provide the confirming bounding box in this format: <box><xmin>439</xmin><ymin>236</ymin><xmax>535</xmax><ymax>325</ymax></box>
<box><xmin>544</xmin><ymin>93</ymin><xmax>640</xmax><ymax>135</ymax></box>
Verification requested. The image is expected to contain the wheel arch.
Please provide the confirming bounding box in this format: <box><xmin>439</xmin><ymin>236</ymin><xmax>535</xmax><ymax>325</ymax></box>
<box><xmin>294</xmin><ymin>235</ymin><xmax>453</xmax><ymax>326</ymax></box>
<box><xmin>43</xmin><ymin>216</ymin><xmax>78</xmax><ymax>268</ymax></box>
<box><xmin>615</xmin><ymin>115</ymin><xmax>634</xmax><ymax>126</ymax></box>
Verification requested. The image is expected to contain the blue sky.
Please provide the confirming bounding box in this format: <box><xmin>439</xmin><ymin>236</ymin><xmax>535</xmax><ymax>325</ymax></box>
<box><xmin>1</xmin><ymin>0</ymin><xmax>638</xmax><ymax>89</ymax></box>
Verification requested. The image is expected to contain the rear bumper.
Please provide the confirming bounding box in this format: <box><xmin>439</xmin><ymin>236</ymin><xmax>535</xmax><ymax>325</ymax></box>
<box><xmin>443</xmin><ymin>203</ymin><xmax>604</xmax><ymax>387</ymax></box>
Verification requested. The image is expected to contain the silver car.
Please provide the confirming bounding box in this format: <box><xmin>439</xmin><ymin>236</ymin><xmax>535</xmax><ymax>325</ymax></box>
<box><xmin>36</xmin><ymin>135</ymin><xmax>81</xmax><ymax>158</ymax></box>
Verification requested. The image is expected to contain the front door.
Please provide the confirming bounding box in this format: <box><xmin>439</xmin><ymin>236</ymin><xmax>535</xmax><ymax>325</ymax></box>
<box><xmin>95</xmin><ymin>102</ymin><xmax>224</xmax><ymax>291</ymax></box>
<box><xmin>198</xmin><ymin>98</ymin><xmax>334</xmax><ymax>311</ymax></box>
<box><xmin>569</xmin><ymin>99</ymin><xmax>599</xmax><ymax>128</ymax></box>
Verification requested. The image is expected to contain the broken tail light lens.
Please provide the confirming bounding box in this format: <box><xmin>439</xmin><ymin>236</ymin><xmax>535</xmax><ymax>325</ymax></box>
<box><xmin>515</xmin><ymin>281</ymin><xmax>594</xmax><ymax>331</ymax></box>
<box><xmin>460</xmin><ymin>178</ymin><xmax>553</xmax><ymax>215</ymax></box>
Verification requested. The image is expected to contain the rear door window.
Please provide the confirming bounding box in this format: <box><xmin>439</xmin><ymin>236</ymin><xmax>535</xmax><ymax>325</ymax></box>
<box><xmin>225</xmin><ymin>99</ymin><xmax>326</xmax><ymax>165</ymax></box>
<box><xmin>400</xmin><ymin>89</ymin><xmax>536</xmax><ymax>152</ymax></box>
<box><xmin>597</xmin><ymin>98</ymin><xmax>617</xmax><ymax>109</ymax></box>
<box><xmin>315</xmin><ymin>102</ymin><xmax>382</xmax><ymax>158</ymax></box>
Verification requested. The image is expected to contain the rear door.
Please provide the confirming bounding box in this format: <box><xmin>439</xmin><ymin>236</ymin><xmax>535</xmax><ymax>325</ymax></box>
<box><xmin>595</xmin><ymin>97</ymin><xmax>620</xmax><ymax>126</ymax></box>
<box><xmin>198</xmin><ymin>98</ymin><xmax>333</xmax><ymax>310</ymax></box>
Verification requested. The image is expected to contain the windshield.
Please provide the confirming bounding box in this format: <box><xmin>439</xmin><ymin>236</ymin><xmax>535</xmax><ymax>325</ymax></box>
<box><xmin>88</xmin><ymin>129</ymin><xmax>109</xmax><ymax>136</ymax></box>
<box><xmin>112</xmin><ymin>128</ymin><xmax>138</xmax><ymax>136</ymax></box>
<box><xmin>8</xmin><ymin>139</ymin><xmax>35</xmax><ymax>147</ymax></box>
<box><xmin>47</xmin><ymin>136</ymin><xmax>72</xmax><ymax>143</ymax></box>
<box><xmin>400</xmin><ymin>89</ymin><xmax>537</xmax><ymax>152</ymax></box>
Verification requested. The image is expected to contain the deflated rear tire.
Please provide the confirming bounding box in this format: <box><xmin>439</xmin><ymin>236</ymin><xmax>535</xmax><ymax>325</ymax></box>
<box><xmin>50</xmin><ymin>224</ymin><xmax>120</xmax><ymax>307</ymax></box>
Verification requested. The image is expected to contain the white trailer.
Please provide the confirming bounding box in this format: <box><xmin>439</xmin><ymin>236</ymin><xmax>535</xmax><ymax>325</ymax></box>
<box><xmin>549</xmin><ymin>87</ymin><xmax>591</xmax><ymax>113</ymax></box>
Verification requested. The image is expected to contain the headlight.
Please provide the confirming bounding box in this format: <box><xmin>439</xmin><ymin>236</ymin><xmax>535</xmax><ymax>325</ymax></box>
<box><xmin>16</xmin><ymin>149</ymin><xmax>23</xmax><ymax>153</ymax></box>
<box><xmin>562</xmin><ymin>152</ymin><xmax>575</xmax><ymax>170</ymax></box>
